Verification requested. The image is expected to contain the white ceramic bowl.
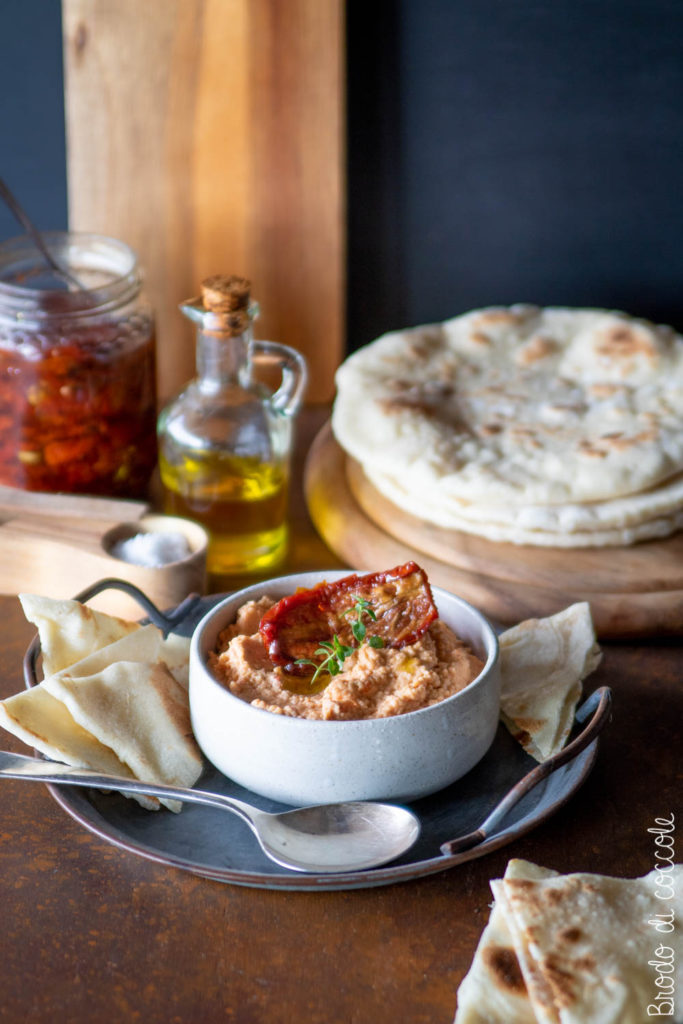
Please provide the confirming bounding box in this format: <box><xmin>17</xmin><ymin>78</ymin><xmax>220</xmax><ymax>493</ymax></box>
<box><xmin>189</xmin><ymin>571</ymin><xmax>500</xmax><ymax>805</ymax></box>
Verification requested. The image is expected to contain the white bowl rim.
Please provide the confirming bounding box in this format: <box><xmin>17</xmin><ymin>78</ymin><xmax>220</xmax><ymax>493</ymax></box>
<box><xmin>190</xmin><ymin>570</ymin><xmax>500</xmax><ymax>728</ymax></box>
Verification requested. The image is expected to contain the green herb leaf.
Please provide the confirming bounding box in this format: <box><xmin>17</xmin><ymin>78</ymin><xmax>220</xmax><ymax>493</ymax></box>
<box><xmin>294</xmin><ymin>594</ymin><xmax>385</xmax><ymax>686</ymax></box>
<box><xmin>352</xmin><ymin>620</ymin><xmax>366</xmax><ymax>643</ymax></box>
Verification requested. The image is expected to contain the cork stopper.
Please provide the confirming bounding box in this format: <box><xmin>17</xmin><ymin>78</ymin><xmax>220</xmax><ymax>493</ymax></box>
<box><xmin>200</xmin><ymin>275</ymin><xmax>252</xmax><ymax>335</ymax></box>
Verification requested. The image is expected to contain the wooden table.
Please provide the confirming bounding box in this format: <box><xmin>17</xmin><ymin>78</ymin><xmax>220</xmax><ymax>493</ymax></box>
<box><xmin>0</xmin><ymin>408</ymin><xmax>680</xmax><ymax>1023</ymax></box>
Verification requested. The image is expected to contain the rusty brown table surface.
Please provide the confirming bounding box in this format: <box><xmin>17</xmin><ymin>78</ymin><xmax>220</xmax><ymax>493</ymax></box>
<box><xmin>0</xmin><ymin>407</ymin><xmax>681</xmax><ymax>1024</ymax></box>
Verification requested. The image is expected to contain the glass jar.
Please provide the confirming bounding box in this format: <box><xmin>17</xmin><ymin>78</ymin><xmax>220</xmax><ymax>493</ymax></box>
<box><xmin>0</xmin><ymin>231</ymin><xmax>157</xmax><ymax>496</ymax></box>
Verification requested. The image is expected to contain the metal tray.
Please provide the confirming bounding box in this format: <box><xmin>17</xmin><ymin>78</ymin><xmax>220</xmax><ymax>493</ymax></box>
<box><xmin>23</xmin><ymin>579</ymin><xmax>609</xmax><ymax>892</ymax></box>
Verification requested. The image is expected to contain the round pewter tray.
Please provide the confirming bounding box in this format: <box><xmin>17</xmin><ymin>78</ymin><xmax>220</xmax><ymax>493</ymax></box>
<box><xmin>24</xmin><ymin>581</ymin><xmax>607</xmax><ymax>892</ymax></box>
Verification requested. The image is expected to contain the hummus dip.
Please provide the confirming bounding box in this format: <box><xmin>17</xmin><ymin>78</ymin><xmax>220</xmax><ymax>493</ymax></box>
<box><xmin>209</xmin><ymin>596</ymin><xmax>485</xmax><ymax>721</ymax></box>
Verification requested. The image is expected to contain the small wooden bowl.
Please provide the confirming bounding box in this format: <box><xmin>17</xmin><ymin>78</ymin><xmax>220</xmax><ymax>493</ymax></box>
<box><xmin>98</xmin><ymin>515</ymin><xmax>208</xmax><ymax>617</ymax></box>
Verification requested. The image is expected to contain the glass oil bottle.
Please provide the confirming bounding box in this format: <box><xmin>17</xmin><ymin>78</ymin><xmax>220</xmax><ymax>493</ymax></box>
<box><xmin>157</xmin><ymin>275</ymin><xmax>307</xmax><ymax>581</ymax></box>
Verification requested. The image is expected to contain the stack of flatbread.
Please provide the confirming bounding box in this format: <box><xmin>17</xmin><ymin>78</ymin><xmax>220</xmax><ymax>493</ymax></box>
<box><xmin>0</xmin><ymin>595</ymin><xmax>202</xmax><ymax>811</ymax></box>
<box><xmin>332</xmin><ymin>305</ymin><xmax>683</xmax><ymax>547</ymax></box>
<box><xmin>454</xmin><ymin>858</ymin><xmax>683</xmax><ymax>1023</ymax></box>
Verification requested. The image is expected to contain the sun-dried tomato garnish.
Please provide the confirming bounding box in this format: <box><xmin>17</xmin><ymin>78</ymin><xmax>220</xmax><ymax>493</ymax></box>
<box><xmin>259</xmin><ymin>561</ymin><xmax>438</xmax><ymax>674</ymax></box>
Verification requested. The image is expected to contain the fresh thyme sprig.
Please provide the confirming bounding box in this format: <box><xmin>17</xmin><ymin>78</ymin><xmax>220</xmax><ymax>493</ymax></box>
<box><xmin>295</xmin><ymin>595</ymin><xmax>385</xmax><ymax>684</ymax></box>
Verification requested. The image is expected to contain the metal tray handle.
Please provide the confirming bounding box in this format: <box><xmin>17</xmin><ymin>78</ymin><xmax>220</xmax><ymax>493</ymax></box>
<box><xmin>22</xmin><ymin>577</ymin><xmax>201</xmax><ymax>689</ymax></box>
<box><xmin>440</xmin><ymin>686</ymin><xmax>613</xmax><ymax>855</ymax></box>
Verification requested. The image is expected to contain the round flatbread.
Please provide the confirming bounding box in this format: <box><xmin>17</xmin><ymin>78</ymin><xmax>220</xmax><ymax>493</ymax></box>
<box><xmin>332</xmin><ymin>305</ymin><xmax>683</xmax><ymax>509</ymax></box>
<box><xmin>362</xmin><ymin>464</ymin><xmax>683</xmax><ymax>534</ymax></box>
<box><xmin>356</xmin><ymin>462</ymin><xmax>683</xmax><ymax>547</ymax></box>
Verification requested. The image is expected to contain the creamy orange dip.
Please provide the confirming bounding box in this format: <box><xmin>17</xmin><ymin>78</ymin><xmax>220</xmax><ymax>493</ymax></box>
<box><xmin>208</xmin><ymin>597</ymin><xmax>485</xmax><ymax>721</ymax></box>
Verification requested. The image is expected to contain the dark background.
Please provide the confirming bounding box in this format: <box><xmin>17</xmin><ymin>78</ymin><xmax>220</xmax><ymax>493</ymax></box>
<box><xmin>0</xmin><ymin>1</ymin><xmax>68</xmax><ymax>240</ymax></box>
<box><xmin>2</xmin><ymin>0</ymin><xmax>683</xmax><ymax>352</ymax></box>
<box><xmin>347</xmin><ymin>0</ymin><xmax>683</xmax><ymax>348</ymax></box>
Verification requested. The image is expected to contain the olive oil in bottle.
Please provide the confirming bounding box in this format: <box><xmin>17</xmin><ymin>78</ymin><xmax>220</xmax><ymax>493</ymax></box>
<box><xmin>157</xmin><ymin>276</ymin><xmax>307</xmax><ymax>579</ymax></box>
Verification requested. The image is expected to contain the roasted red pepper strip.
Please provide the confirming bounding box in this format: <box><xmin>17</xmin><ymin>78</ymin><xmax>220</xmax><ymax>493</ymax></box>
<box><xmin>259</xmin><ymin>561</ymin><xmax>438</xmax><ymax>673</ymax></box>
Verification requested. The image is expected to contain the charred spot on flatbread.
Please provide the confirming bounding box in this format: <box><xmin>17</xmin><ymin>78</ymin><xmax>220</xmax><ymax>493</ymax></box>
<box><xmin>596</xmin><ymin>324</ymin><xmax>658</xmax><ymax>362</ymax></box>
<box><xmin>482</xmin><ymin>945</ymin><xmax>528</xmax><ymax>994</ymax></box>
<box><xmin>540</xmin><ymin>953</ymin><xmax>579</xmax><ymax>1009</ymax></box>
<box><xmin>572</xmin><ymin>955</ymin><xmax>597</xmax><ymax>972</ymax></box>
<box><xmin>508</xmin><ymin>717</ymin><xmax>545</xmax><ymax>745</ymax></box>
<box><xmin>514</xmin><ymin>335</ymin><xmax>558</xmax><ymax>366</ymax></box>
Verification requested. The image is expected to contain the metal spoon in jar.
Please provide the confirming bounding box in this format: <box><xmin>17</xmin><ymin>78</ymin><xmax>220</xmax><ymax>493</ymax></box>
<box><xmin>0</xmin><ymin>176</ymin><xmax>87</xmax><ymax>291</ymax></box>
<box><xmin>0</xmin><ymin>750</ymin><xmax>420</xmax><ymax>874</ymax></box>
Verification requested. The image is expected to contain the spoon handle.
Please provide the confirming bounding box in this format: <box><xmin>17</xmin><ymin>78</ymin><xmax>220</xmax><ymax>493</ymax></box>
<box><xmin>0</xmin><ymin>750</ymin><xmax>256</xmax><ymax>825</ymax></box>
<box><xmin>440</xmin><ymin>686</ymin><xmax>613</xmax><ymax>856</ymax></box>
<box><xmin>0</xmin><ymin>176</ymin><xmax>86</xmax><ymax>291</ymax></box>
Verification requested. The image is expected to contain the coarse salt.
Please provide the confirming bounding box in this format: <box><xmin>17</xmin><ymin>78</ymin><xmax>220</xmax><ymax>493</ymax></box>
<box><xmin>111</xmin><ymin>531</ymin><xmax>192</xmax><ymax>567</ymax></box>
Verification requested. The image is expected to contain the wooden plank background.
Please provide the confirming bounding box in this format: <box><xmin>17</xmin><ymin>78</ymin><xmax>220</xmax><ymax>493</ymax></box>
<box><xmin>62</xmin><ymin>0</ymin><xmax>345</xmax><ymax>403</ymax></box>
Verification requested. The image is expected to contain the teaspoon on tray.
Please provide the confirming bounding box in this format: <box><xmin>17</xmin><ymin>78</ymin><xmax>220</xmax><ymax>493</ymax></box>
<box><xmin>0</xmin><ymin>751</ymin><xmax>421</xmax><ymax>874</ymax></box>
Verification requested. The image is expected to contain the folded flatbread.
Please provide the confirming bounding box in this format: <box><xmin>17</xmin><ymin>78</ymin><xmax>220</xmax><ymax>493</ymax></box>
<box><xmin>158</xmin><ymin>632</ymin><xmax>191</xmax><ymax>689</ymax></box>
<box><xmin>20</xmin><ymin>592</ymin><xmax>191</xmax><ymax>687</ymax></box>
<box><xmin>1</xmin><ymin>608</ymin><xmax>200</xmax><ymax>811</ymax></box>
<box><xmin>455</xmin><ymin>859</ymin><xmax>683</xmax><ymax>1024</ymax></box>
<box><xmin>20</xmin><ymin>593</ymin><xmax>141</xmax><ymax>677</ymax></box>
<box><xmin>43</xmin><ymin>659</ymin><xmax>202</xmax><ymax>810</ymax></box>
<box><xmin>0</xmin><ymin>684</ymin><xmax>138</xmax><ymax>777</ymax></box>
<box><xmin>498</xmin><ymin>603</ymin><xmax>602</xmax><ymax>761</ymax></box>
<box><xmin>491</xmin><ymin>859</ymin><xmax>683</xmax><ymax>1024</ymax></box>
<box><xmin>454</xmin><ymin>860</ymin><xmax>557</xmax><ymax>1023</ymax></box>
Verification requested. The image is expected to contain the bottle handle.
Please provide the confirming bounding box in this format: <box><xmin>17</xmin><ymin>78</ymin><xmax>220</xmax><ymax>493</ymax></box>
<box><xmin>251</xmin><ymin>340</ymin><xmax>308</xmax><ymax>416</ymax></box>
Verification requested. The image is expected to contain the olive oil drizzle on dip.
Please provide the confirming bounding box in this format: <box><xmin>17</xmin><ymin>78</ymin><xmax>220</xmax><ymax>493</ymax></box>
<box><xmin>277</xmin><ymin>666</ymin><xmax>331</xmax><ymax>695</ymax></box>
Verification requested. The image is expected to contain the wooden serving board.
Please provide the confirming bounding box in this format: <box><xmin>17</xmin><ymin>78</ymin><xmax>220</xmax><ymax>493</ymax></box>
<box><xmin>304</xmin><ymin>423</ymin><xmax>683</xmax><ymax>638</ymax></box>
<box><xmin>63</xmin><ymin>0</ymin><xmax>344</xmax><ymax>403</ymax></box>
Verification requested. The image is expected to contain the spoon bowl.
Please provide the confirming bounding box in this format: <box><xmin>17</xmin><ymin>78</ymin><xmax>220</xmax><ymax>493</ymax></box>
<box><xmin>0</xmin><ymin>751</ymin><xmax>420</xmax><ymax>874</ymax></box>
<box><xmin>249</xmin><ymin>800</ymin><xmax>420</xmax><ymax>872</ymax></box>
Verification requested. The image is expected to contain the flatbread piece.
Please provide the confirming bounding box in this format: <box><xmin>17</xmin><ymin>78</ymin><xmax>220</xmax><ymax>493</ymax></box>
<box><xmin>498</xmin><ymin>603</ymin><xmax>602</xmax><ymax>761</ymax></box>
<box><xmin>1</xmin><ymin>603</ymin><xmax>199</xmax><ymax>811</ymax></box>
<box><xmin>456</xmin><ymin>859</ymin><xmax>683</xmax><ymax>1023</ymax></box>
